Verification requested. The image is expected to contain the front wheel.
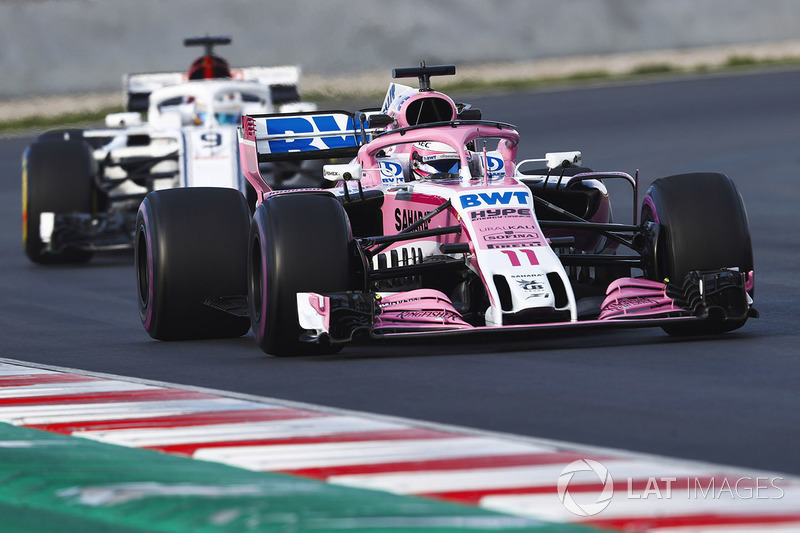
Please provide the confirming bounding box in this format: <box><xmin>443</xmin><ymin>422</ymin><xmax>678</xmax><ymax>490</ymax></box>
<box><xmin>641</xmin><ymin>172</ymin><xmax>753</xmax><ymax>335</ymax></box>
<box><xmin>23</xmin><ymin>134</ymin><xmax>95</xmax><ymax>264</ymax></box>
<box><xmin>135</xmin><ymin>187</ymin><xmax>251</xmax><ymax>340</ymax></box>
<box><xmin>249</xmin><ymin>193</ymin><xmax>354</xmax><ymax>356</ymax></box>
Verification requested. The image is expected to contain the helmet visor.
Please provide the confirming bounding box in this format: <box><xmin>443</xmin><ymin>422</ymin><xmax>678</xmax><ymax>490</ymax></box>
<box><xmin>426</xmin><ymin>158</ymin><xmax>459</xmax><ymax>174</ymax></box>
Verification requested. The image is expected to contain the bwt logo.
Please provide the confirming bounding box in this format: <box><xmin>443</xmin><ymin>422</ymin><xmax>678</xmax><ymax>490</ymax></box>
<box><xmin>460</xmin><ymin>191</ymin><xmax>529</xmax><ymax>208</ymax></box>
<box><xmin>486</xmin><ymin>155</ymin><xmax>505</xmax><ymax>179</ymax></box>
<box><xmin>265</xmin><ymin>114</ymin><xmax>357</xmax><ymax>153</ymax></box>
<box><xmin>378</xmin><ymin>161</ymin><xmax>403</xmax><ymax>183</ymax></box>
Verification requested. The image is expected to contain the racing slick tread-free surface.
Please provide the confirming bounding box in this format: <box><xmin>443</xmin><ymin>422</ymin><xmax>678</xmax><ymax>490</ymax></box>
<box><xmin>23</xmin><ymin>134</ymin><xmax>95</xmax><ymax>264</ymax></box>
<box><xmin>136</xmin><ymin>187</ymin><xmax>251</xmax><ymax>340</ymax></box>
<box><xmin>642</xmin><ymin>172</ymin><xmax>753</xmax><ymax>334</ymax></box>
<box><xmin>249</xmin><ymin>193</ymin><xmax>354</xmax><ymax>356</ymax></box>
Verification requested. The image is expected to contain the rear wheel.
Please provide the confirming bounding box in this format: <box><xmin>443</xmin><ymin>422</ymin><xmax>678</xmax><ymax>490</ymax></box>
<box><xmin>23</xmin><ymin>133</ymin><xmax>95</xmax><ymax>264</ymax></box>
<box><xmin>249</xmin><ymin>193</ymin><xmax>354</xmax><ymax>356</ymax></box>
<box><xmin>641</xmin><ymin>172</ymin><xmax>753</xmax><ymax>335</ymax></box>
<box><xmin>135</xmin><ymin>187</ymin><xmax>251</xmax><ymax>340</ymax></box>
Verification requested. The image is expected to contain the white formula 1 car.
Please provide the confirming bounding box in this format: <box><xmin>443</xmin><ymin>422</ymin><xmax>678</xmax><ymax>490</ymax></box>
<box><xmin>22</xmin><ymin>36</ymin><xmax>320</xmax><ymax>264</ymax></box>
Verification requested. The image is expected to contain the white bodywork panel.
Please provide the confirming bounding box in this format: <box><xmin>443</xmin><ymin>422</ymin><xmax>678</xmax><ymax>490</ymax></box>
<box><xmin>86</xmin><ymin>73</ymin><xmax>317</xmax><ymax>196</ymax></box>
<box><xmin>388</xmin><ymin>181</ymin><xmax>578</xmax><ymax>326</ymax></box>
<box><xmin>184</xmin><ymin>128</ymin><xmax>240</xmax><ymax>189</ymax></box>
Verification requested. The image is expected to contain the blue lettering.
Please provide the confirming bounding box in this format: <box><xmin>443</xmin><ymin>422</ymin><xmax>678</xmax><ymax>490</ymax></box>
<box><xmin>480</xmin><ymin>191</ymin><xmax>512</xmax><ymax>205</ymax></box>
<box><xmin>487</xmin><ymin>155</ymin><xmax>505</xmax><ymax>180</ymax></box>
<box><xmin>461</xmin><ymin>194</ymin><xmax>481</xmax><ymax>208</ymax></box>
<box><xmin>265</xmin><ymin>114</ymin><xmax>358</xmax><ymax>153</ymax></box>
<box><xmin>513</xmin><ymin>191</ymin><xmax>529</xmax><ymax>203</ymax></box>
<box><xmin>266</xmin><ymin>117</ymin><xmax>315</xmax><ymax>153</ymax></box>
<box><xmin>382</xmin><ymin>84</ymin><xmax>397</xmax><ymax>113</ymax></box>
<box><xmin>379</xmin><ymin>161</ymin><xmax>403</xmax><ymax>178</ymax></box>
<box><xmin>460</xmin><ymin>190</ymin><xmax>529</xmax><ymax>208</ymax></box>
<box><xmin>487</xmin><ymin>155</ymin><xmax>502</xmax><ymax>171</ymax></box>
<box><xmin>313</xmin><ymin>116</ymin><xmax>357</xmax><ymax>149</ymax></box>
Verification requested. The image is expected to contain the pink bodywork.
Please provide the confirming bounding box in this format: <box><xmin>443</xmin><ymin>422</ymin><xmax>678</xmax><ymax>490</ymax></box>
<box><xmin>356</xmin><ymin>123</ymin><xmax>520</xmax><ymax>188</ymax></box>
<box><xmin>383</xmin><ymin>89</ymin><xmax>458</xmax><ymax>129</ymax></box>
<box><xmin>599</xmin><ymin>277</ymin><xmax>680</xmax><ymax>320</ymax></box>
<box><xmin>239</xmin><ymin>115</ymin><xmax>272</xmax><ymax>205</ymax></box>
<box><xmin>375</xmin><ymin>289</ymin><xmax>473</xmax><ymax>331</ymax></box>
<box><xmin>228</xmin><ymin>70</ymin><xmax>760</xmax><ymax>347</ymax></box>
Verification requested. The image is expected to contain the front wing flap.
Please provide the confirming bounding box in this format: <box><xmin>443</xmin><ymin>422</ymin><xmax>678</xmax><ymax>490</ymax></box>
<box><xmin>38</xmin><ymin>211</ymin><xmax>137</xmax><ymax>253</ymax></box>
<box><xmin>295</xmin><ymin>269</ymin><xmax>755</xmax><ymax>345</ymax></box>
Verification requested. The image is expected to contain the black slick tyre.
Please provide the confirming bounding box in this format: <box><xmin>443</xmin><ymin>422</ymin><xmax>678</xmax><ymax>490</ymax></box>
<box><xmin>23</xmin><ymin>133</ymin><xmax>95</xmax><ymax>264</ymax></box>
<box><xmin>641</xmin><ymin>172</ymin><xmax>753</xmax><ymax>335</ymax></box>
<box><xmin>249</xmin><ymin>193</ymin><xmax>353</xmax><ymax>356</ymax></box>
<box><xmin>135</xmin><ymin>187</ymin><xmax>251</xmax><ymax>340</ymax></box>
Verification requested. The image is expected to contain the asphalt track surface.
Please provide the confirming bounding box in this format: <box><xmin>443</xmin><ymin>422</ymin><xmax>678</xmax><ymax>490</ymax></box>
<box><xmin>2</xmin><ymin>68</ymin><xmax>798</xmax><ymax>477</ymax></box>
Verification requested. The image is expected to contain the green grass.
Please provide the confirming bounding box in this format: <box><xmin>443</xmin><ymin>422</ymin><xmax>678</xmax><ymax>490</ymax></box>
<box><xmin>0</xmin><ymin>106</ymin><xmax>123</xmax><ymax>135</ymax></box>
<box><xmin>5</xmin><ymin>53</ymin><xmax>800</xmax><ymax>134</ymax></box>
<box><xmin>294</xmin><ymin>53</ymin><xmax>800</xmax><ymax>106</ymax></box>
<box><xmin>630</xmin><ymin>63</ymin><xmax>678</xmax><ymax>75</ymax></box>
<box><xmin>725</xmin><ymin>55</ymin><xmax>759</xmax><ymax>67</ymax></box>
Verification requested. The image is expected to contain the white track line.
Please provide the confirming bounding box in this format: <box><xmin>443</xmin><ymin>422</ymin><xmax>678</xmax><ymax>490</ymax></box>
<box><xmin>195</xmin><ymin>436</ymin><xmax>541</xmax><ymax>471</ymax></box>
<box><xmin>1</xmin><ymin>358</ymin><xmax>798</xmax><ymax>532</ymax></box>
<box><xmin>0</xmin><ymin>398</ymin><xmax>265</xmax><ymax>425</ymax></box>
<box><xmin>78</xmin><ymin>415</ymin><xmax>403</xmax><ymax>447</ymax></box>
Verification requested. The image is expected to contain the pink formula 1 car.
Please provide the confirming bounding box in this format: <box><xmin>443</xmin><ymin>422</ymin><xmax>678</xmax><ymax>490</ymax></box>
<box><xmin>134</xmin><ymin>65</ymin><xmax>757</xmax><ymax>356</ymax></box>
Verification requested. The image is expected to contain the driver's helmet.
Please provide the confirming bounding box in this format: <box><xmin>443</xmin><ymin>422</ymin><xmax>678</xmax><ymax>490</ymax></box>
<box><xmin>410</xmin><ymin>141</ymin><xmax>460</xmax><ymax>180</ymax></box>
<box><xmin>214</xmin><ymin>112</ymin><xmax>240</xmax><ymax>125</ymax></box>
<box><xmin>195</xmin><ymin>110</ymin><xmax>240</xmax><ymax>126</ymax></box>
<box><xmin>197</xmin><ymin>92</ymin><xmax>242</xmax><ymax>126</ymax></box>
<box><xmin>188</xmin><ymin>55</ymin><xmax>232</xmax><ymax>80</ymax></box>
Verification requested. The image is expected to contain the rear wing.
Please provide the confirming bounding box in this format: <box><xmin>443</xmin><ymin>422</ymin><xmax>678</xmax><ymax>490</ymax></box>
<box><xmin>125</xmin><ymin>72</ymin><xmax>184</xmax><ymax>112</ymax></box>
<box><xmin>124</xmin><ymin>65</ymin><xmax>304</xmax><ymax>112</ymax></box>
<box><xmin>239</xmin><ymin>109</ymin><xmax>390</xmax><ymax>162</ymax></box>
<box><xmin>238</xmin><ymin>109</ymin><xmax>385</xmax><ymax>191</ymax></box>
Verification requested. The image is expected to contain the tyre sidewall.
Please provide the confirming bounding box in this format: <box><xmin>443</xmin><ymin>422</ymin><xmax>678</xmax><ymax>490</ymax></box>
<box><xmin>643</xmin><ymin>173</ymin><xmax>753</xmax><ymax>283</ymax></box>
<box><xmin>136</xmin><ymin>197</ymin><xmax>160</xmax><ymax>336</ymax></box>
<box><xmin>641</xmin><ymin>172</ymin><xmax>754</xmax><ymax>334</ymax></box>
<box><xmin>249</xmin><ymin>194</ymin><xmax>353</xmax><ymax>355</ymax></box>
<box><xmin>23</xmin><ymin>137</ymin><xmax>95</xmax><ymax>264</ymax></box>
<box><xmin>136</xmin><ymin>188</ymin><xmax>251</xmax><ymax>340</ymax></box>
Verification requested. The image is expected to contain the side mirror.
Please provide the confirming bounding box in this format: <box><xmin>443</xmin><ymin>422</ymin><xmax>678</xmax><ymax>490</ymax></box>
<box><xmin>545</xmin><ymin>151</ymin><xmax>582</xmax><ymax>169</ymax></box>
<box><xmin>458</xmin><ymin>108</ymin><xmax>482</xmax><ymax>120</ymax></box>
<box><xmin>323</xmin><ymin>163</ymin><xmax>362</xmax><ymax>182</ymax></box>
<box><xmin>367</xmin><ymin>114</ymin><xmax>393</xmax><ymax>129</ymax></box>
<box><xmin>105</xmin><ymin>112</ymin><xmax>142</xmax><ymax>128</ymax></box>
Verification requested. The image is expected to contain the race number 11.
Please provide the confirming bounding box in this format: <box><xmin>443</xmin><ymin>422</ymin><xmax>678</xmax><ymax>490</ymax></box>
<box><xmin>500</xmin><ymin>249</ymin><xmax>539</xmax><ymax>266</ymax></box>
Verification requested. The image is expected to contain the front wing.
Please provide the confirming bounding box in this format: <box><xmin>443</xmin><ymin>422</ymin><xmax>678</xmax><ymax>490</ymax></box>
<box><xmin>296</xmin><ymin>269</ymin><xmax>756</xmax><ymax>344</ymax></box>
